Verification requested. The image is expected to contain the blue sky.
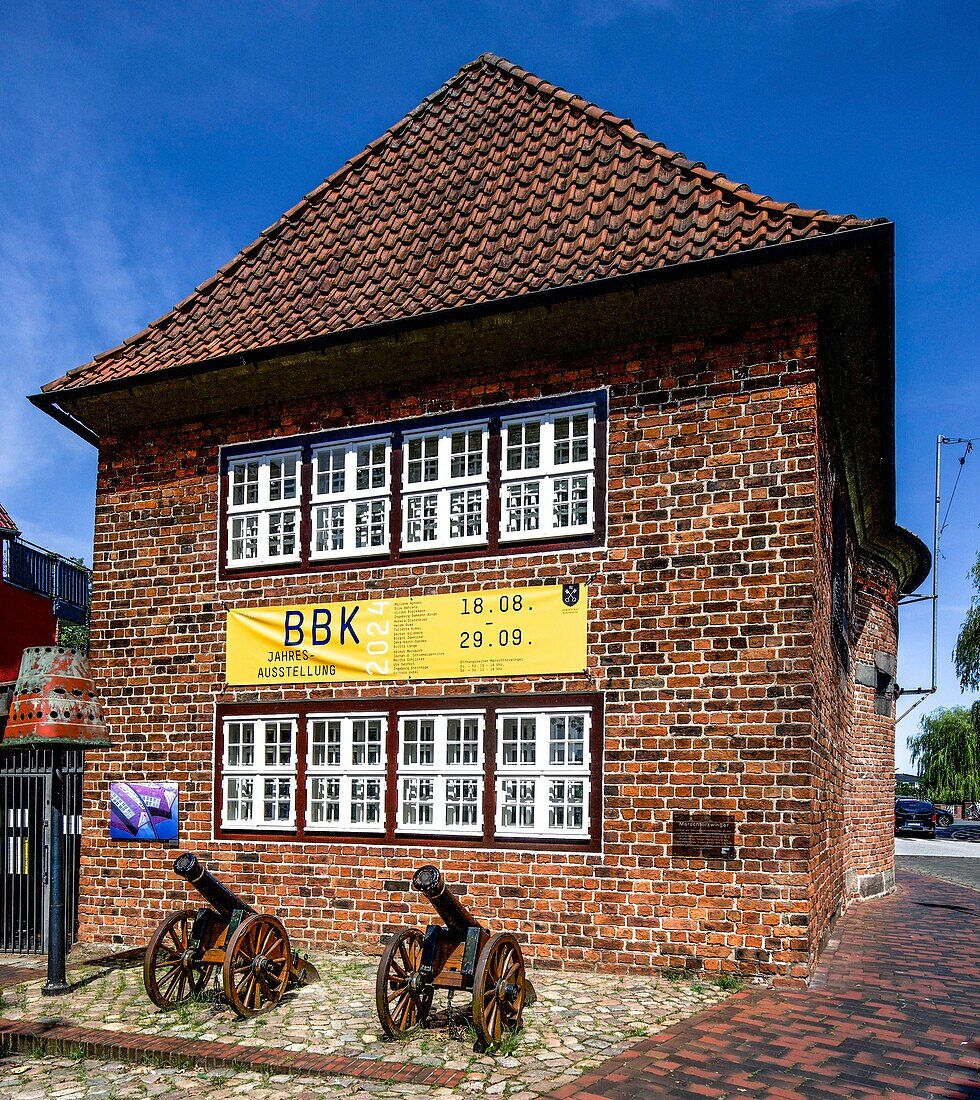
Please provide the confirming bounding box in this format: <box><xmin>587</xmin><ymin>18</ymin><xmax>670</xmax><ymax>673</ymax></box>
<box><xmin>1</xmin><ymin>0</ymin><xmax>977</xmax><ymax>768</ymax></box>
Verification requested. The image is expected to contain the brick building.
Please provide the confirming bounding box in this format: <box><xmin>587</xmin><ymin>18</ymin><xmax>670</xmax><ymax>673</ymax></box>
<box><xmin>35</xmin><ymin>55</ymin><xmax>928</xmax><ymax>981</ymax></box>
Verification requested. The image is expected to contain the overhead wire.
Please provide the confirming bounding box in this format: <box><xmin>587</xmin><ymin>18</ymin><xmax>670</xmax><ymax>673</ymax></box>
<box><xmin>939</xmin><ymin>439</ymin><xmax>974</xmax><ymax>539</ymax></box>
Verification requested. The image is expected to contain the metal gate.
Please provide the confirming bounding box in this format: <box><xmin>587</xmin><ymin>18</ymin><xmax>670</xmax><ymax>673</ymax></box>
<box><xmin>0</xmin><ymin>748</ymin><xmax>84</xmax><ymax>953</ymax></box>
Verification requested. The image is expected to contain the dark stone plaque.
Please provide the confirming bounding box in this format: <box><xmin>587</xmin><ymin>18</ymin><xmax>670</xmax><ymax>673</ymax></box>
<box><xmin>672</xmin><ymin>813</ymin><xmax>736</xmax><ymax>859</ymax></box>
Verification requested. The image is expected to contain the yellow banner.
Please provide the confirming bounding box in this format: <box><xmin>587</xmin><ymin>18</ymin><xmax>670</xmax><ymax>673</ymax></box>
<box><xmin>225</xmin><ymin>584</ymin><xmax>587</xmax><ymax>685</ymax></box>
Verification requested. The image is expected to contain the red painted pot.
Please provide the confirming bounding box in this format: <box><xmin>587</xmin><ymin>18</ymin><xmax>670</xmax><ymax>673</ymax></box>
<box><xmin>3</xmin><ymin>646</ymin><xmax>109</xmax><ymax>747</ymax></box>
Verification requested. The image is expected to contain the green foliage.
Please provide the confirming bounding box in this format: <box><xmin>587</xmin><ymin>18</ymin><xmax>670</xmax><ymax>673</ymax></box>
<box><xmin>954</xmin><ymin>552</ymin><xmax>980</xmax><ymax>691</ymax></box>
<box><xmin>58</xmin><ymin>619</ymin><xmax>89</xmax><ymax>652</ymax></box>
<box><xmin>908</xmin><ymin>706</ymin><xmax>980</xmax><ymax>805</ymax></box>
<box><xmin>715</xmin><ymin>974</ymin><xmax>743</xmax><ymax>992</ymax></box>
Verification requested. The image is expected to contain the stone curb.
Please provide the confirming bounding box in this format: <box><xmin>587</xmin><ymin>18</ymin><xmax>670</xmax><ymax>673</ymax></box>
<box><xmin>0</xmin><ymin>1017</ymin><xmax>466</xmax><ymax>1086</ymax></box>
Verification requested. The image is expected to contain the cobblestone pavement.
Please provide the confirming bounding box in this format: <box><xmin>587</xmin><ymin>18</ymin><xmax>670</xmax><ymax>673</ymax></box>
<box><xmin>551</xmin><ymin>870</ymin><xmax>980</xmax><ymax>1099</ymax></box>
<box><xmin>0</xmin><ymin>942</ymin><xmax>730</xmax><ymax>1098</ymax></box>
<box><xmin>896</xmin><ymin>855</ymin><xmax>980</xmax><ymax>892</ymax></box>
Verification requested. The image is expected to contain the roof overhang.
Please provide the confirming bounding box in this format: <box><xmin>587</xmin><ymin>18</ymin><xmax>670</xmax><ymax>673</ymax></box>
<box><xmin>32</xmin><ymin>224</ymin><xmax>929</xmax><ymax>592</ymax></box>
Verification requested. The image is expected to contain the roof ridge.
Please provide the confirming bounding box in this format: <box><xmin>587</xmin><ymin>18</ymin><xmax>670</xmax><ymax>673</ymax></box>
<box><xmin>52</xmin><ymin>54</ymin><xmax>883</xmax><ymax>389</ymax></box>
<box><xmin>82</xmin><ymin>55</ymin><xmax>508</xmax><ymax>373</ymax></box>
<box><xmin>477</xmin><ymin>53</ymin><xmax>872</xmax><ymax>228</ymax></box>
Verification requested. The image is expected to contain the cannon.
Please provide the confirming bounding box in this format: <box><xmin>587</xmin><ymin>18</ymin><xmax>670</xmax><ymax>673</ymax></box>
<box><xmin>143</xmin><ymin>853</ymin><xmax>317</xmax><ymax>1017</ymax></box>
<box><xmin>376</xmin><ymin>865</ymin><xmax>533</xmax><ymax>1048</ymax></box>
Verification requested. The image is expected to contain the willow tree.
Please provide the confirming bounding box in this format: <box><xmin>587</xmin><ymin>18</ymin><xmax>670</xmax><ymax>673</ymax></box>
<box><xmin>954</xmin><ymin>551</ymin><xmax>980</xmax><ymax>693</ymax></box>
<box><xmin>908</xmin><ymin>707</ymin><xmax>980</xmax><ymax>814</ymax></box>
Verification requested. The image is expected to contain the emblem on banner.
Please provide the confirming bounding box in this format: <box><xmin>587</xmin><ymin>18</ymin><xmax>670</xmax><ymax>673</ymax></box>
<box><xmin>562</xmin><ymin>583</ymin><xmax>580</xmax><ymax>607</ymax></box>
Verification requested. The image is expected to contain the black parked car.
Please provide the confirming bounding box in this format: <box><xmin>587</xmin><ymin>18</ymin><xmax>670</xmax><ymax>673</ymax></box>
<box><xmin>895</xmin><ymin>798</ymin><xmax>937</xmax><ymax>838</ymax></box>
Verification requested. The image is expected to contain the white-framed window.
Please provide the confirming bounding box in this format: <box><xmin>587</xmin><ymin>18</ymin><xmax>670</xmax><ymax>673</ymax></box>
<box><xmin>401</xmin><ymin>423</ymin><xmax>489</xmax><ymax>551</ymax></box>
<box><xmin>495</xmin><ymin>709</ymin><xmax>590</xmax><ymax>839</ymax></box>
<box><xmin>306</xmin><ymin>713</ymin><xmax>387</xmax><ymax>832</ymax></box>
<box><xmin>226</xmin><ymin>451</ymin><xmax>302</xmax><ymax>568</ymax></box>
<box><xmin>500</xmin><ymin>407</ymin><xmax>595</xmax><ymax>542</ymax></box>
<box><xmin>221</xmin><ymin>716</ymin><xmax>298</xmax><ymax>829</ymax></box>
<box><xmin>397</xmin><ymin>712</ymin><xmax>484</xmax><ymax>835</ymax></box>
<box><xmin>311</xmin><ymin>437</ymin><xmax>391</xmax><ymax>560</ymax></box>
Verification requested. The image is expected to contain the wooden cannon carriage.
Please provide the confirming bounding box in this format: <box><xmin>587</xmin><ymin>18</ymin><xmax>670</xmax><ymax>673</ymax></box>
<box><xmin>376</xmin><ymin>864</ymin><xmax>534</xmax><ymax>1048</ymax></box>
<box><xmin>143</xmin><ymin>853</ymin><xmax>316</xmax><ymax>1017</ymax></box>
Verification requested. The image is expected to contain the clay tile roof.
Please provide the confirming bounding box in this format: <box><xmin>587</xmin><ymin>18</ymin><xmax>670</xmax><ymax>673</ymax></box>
<box><xmin>43</xmin><ymin>53</ymin><xmax>881</xmax><ymax>394</ymax></box>
<box><xmin>0</xmin><ymin>503</ymin><xmax>20</xmax><ymax>538</ymax></box>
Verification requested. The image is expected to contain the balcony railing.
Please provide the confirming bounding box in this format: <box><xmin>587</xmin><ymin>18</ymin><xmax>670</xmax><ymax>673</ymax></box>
<box><xmin>1</xmin><ymin>537</ymin><xmax>89</xmax><ymax>620</ymax></box>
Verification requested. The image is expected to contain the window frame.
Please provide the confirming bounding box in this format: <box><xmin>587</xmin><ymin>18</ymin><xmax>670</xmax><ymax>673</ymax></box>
<box><xmin>218</xmin><ymin>391</ymin><xmax>607</xmax><ymax>578</ymax></box>
<box><xmin>220</xmin><ymin>714</ymin><xmax>299</xmax><ymax>831</ymax></box>
<box><xmin>225</xmin><ymin>449</ymin><xmax>303</xmax><ymax>569</ymax></box>
<box><xmin>305</xmin><ymin>712</ymin><xmax>388</xmax><ymax>833</ymax></box>
<box><xmin>214</xmin><ymin>693</ymin><xmax>603</xmax><ymax>851</ymax></box>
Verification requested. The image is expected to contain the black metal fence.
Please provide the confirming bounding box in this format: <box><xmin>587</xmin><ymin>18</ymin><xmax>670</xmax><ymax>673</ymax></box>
<box><xmin>1</xmin><ymin>538</ymin><xmax>89</xmax><ymax>620</ymax></box>
<box><xmin>0</xmin><ymin>748</ymin><xmax>84</xmax><ymax>953</ymax></box>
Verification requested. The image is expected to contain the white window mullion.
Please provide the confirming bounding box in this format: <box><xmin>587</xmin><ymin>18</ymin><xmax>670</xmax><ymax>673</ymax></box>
<box><xmin>306</xmin><ymin>714</ymin><xmax>386</xmax><ymax>833</ymax></box>
<box><xmin>310</xmin><ymin>437</ymin><xmax>391</xmax><ymax>561</ymax></box>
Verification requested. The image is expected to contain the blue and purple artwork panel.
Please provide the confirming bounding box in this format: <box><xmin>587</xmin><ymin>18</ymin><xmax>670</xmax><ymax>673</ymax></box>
<box><xmin>110</xmin><ymin>781</ymin><xmax>179</xmax><ymax>840</ymax></box>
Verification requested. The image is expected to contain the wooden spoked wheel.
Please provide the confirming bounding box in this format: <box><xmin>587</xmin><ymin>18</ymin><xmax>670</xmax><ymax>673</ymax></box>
<box><xmin>375</xmin><ymin>927</ymin><xmax>434</xmax><ymax>1038</ymax></box>
<box><xmin>222</xmin><ymin>913</ymin><xmax>292</xmax><ymax>1018</ymax></box>
<box><xmin>472</xmin><ymin>932</ymin><xmax>527</xmax><ymax>1048</ymax></box>
<box><xmin>143</xmin><ymin>908</ymin><xmax>215</xmax><ymax>1009</ymax></box>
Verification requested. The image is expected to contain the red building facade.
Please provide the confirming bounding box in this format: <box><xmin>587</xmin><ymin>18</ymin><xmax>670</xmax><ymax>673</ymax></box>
<box><xmin>36</xmin><ymin>56</ymin><xmax>927</xmax><ymax>981</ymax></box>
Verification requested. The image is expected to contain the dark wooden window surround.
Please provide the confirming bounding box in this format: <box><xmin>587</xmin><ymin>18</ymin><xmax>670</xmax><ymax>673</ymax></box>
<box><xmin>214</xmin><ymin>693</ymin><xmax>604</xmax><ymax>852</ymax></box>
<box><xmin>218</xmin><ymin>391</ymin><xmax>608</xmax><ymax>579</ymax></box>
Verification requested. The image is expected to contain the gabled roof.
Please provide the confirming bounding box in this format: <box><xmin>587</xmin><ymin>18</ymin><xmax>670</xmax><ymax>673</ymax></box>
<box><xmin>0</xmin><ymin>504</ymin><xmax>20</xmax><ymax>539</ymax></box>
<box><xmin>44</xmin><ymin>53</ymin><xmax>880</xmax><ymax>395</ymax></box>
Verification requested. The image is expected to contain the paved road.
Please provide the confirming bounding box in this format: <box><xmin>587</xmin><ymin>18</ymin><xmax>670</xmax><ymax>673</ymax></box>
<box><xmin>896</xmin><ymin>854</ymin><xmax>980</xmax><ymax>891</ymax></box>
<box><xmin>552</xmin><ymin>868</ymin><xmax>980</xmax><ymax>1099</ymax></box>
<box><xmin>897</xmin><ymin>820</ymin><xmax>980</xmax><ymax>859</ymax></box>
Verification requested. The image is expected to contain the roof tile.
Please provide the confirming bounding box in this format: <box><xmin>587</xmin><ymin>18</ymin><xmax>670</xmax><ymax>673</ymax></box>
<box><xmin>45</xmin><ymin>53</ymin><xmax>881</xmax><ymax>393</ymax></box>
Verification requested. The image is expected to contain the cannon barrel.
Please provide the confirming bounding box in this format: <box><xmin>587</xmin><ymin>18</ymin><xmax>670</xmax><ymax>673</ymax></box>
<box><xmin>173</xmin><ymin>853</ymin><xmax>255</xmax><ymax>921</ymax></box>
<box><xmin>411</xmin><ymin>864</ymin><xmax>482</xmax><ymax>940</ymax></box>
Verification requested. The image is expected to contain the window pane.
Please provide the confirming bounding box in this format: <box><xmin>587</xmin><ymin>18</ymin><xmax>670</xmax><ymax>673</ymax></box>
<box><xmin>231</xmin><ymin>462</ymin><xmax>259</xmax><ymax>506</ymax></box>
<box><xmin>553</xmin><ymin>476</ymin><xmax>590</xmax><ymax>529</ymax></box>
<box><xmin>231</xmin><ymin>515</ymin><xmax>259</xmax><ymax>561</ymax></box>
<box><xmin>352</xmin><ymin>777</ymin><xmax>383</xmax><ymax>825</ymax></box>
<box><xmin>549</xmin><ymin>779</ymin><xmax>585</xmax><ymax>829</ymax></box>
<box><xmin>505</xmin><ymin>481</ymin><xmax>540</xmax><ymax>533</ymax></box>
<box><xmin>449</xmin><ymin>488</ymin><xmax>484</xmax><ymax>539</ymax></box>
<box><xmin>553</xmin><ymin>414</ymin><xmax>590</xmax><ymax>465</ymax></box>
<box><xmin>549</xmin><ymin>714</ymin><xmax>585</xmax><ymax>765</ymax></box>
<box><xmin>264</xmin><ymin>722</ymin><xmax>293</xmax><ymax>766</ymax></box>
<box><xmin>263</xmin><ymin>777</ymin><xmax>292</xmax><ymax>822</ymax></box>
<box><xmin>407</xmin><ymin>436</ymin><xmax>439</xmax><ymax>485</ymax></box>
<box><xmin>401</xmin><ymin>778</ymin><xmax>434</xmax><ymax>826</ymax></box>
<box><xmin>500</xmin><ymin>778</ymin><xmax>535</xmax><ymax>828</ymax></box>
<box><xmin>315</xmin><ymin>504</ymin><xmax>345</xmax><ymax>553</ymax></box>
<box><xmin>450</xmin><ymin>429</ymin><xmax>483</xmax><ymax>478</ymax></box>
<box><xmin>352</xmin><ymin>718</ymin><xmax>383</xmax><ymax>766</ymax></box>
<box><xmin>311</xmin><ymin>720</ymin><xmax>341</xmax><ymax>767</ymax></box>
<box><xmin>406</xmin><ymin>494</ymin><xmax>438</xmax><ymax>544</ymax></box>
<box><xmin>226</xmin><ymin>777</ymin><xmax>253</xmax><ymax>822</ymax></box>
<box><xmin>226</xmin><ymin>722</ymin><xmax>254</xmax><ymax>767</ymax></box>
<box><xmin>447</xmin><ymin>717</ymin><xmax>481</xmax><ymax>765</ymax></box>
<box><xmin>309</xmin><ymin>777</ymin><xmax>341</xmax><ymax>824</ymax></box>
<box><xmin>316</xmin><ymin>447</ymin><xmax>347</xmax><ymax>496</ymax></box>
<box><xmin>355</xmin><ymin>442</ymin><xmax>388</xmax><ymax>491</ymax></box>
<box><xmin>269</xmin><ymin>456</ymin><xmax>298</xmax><ymax>502</ymax></box>
<box><xmin>268</xmin><ymin>510</ymin><xmax>297</xmax><ymax>557</ymax></box>
<box><xmin>506</xmin><ymin>421</ymin><xmax>540</xmax><ymax>471</ymax></box>
<box><xmin>446</xmin><ymin>778</ymin><xmax>480</xmax><ymax>827</ymax></box>
<box><xmin>355</xmin><ymin>500</ymin><xmax>387</xmax><ymax>548</ymax></box>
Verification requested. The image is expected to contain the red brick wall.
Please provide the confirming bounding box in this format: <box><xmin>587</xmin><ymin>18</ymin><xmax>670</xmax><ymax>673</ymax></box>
<box><xmin>846</xmin><ymin>556</ymin><xmax>899</xmax><ymax>897</ymax></box>
<box><xmin>79</xmin><ymin>314</ymin><xmax>874</xmax><ymax>979</ymax></box>
<box><xmin>805</xmin><ymin>395</ymin><xmax>852</xmax><ymax>966</ymax></box>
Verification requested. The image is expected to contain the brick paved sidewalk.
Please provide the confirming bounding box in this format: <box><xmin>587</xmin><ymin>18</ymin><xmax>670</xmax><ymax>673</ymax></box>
<box><xmin>550</xmin><ymin>871</ymin><xmax>980</xmax><ymax>1100</ymax></box>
